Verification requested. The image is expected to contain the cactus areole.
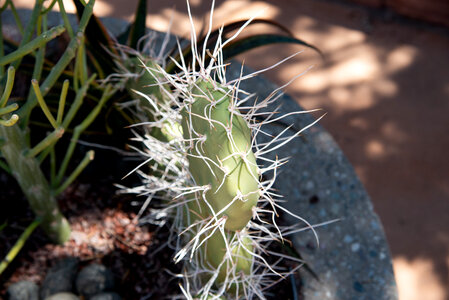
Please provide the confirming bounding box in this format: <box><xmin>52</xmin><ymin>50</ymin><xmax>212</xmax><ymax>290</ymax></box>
<box><xmin>181</xmin><ymin>80</ymin><xmax>260</xmax><ymax>231</ymax></box>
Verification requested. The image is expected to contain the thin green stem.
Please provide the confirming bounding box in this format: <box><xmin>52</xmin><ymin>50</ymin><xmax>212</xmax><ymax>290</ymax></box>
<box><xmin>11</xmin><ymin>0</ymin><xmax>44</xmax><ymax>70</ymax></box>
<box><xmin>57</xmin><ymin>79</ymin><xmax>69</xmax><ymax>125</ymax></box>
<box><xmin>54</xmin><ymin>150</ymin><xmax>94</xmax><ymax>196</ymax></box>
<box><xmin>37</xmin><ymin>144</ymin><xmax>52</xmax><ymax>165</ymax></box>
<box><xmin>61</xmin><ymin>74</ymin><xmax>96</xmax><ymax>129</ymax></box>
<box><xmin>31</xmin><ymin>14</ymin><xmax>48</xmax><ymax>80</ymax></box>
<box><xmin>0</xmin><ymin>221</ymin><xmax>7</xmax><ymax>232</ymax></box>
<box><xmin>0</xmin><ymin>118</ymin><xmax>70</xmax><ymax>244</ymax></box>
<box><xmin>25</xmin><ymin>127</ymin><xmax>64</xmax><ymax>158</ymax></box>
<box><xmin>41</xmin><ymin>0</ymin><xmax>58</xmax><ymax>15</ymax></box>
<box><xmin>36</xmin><ymin>10</ymin><xmax>42</xmax><ymax>36</ymax></box>
<box><xmin>73</xmin><ymin>44</ymin><xmax>80</xmax><ymax>91</ymax></box>
<box><xmin>0</xmin><ymin>103</ymin><xmax>19</xmax><ymax>116</ymax></box>
<box><xmin>18</xmin><ymin>0</ymin><xmax>95</xmax><ymax>122</ymax></box>
<box><xmin>20</xmin><ymin>15</ymin><xmax>48</xmax><ymax>131</ymax></box>
<box><xmin>0</xmin><ymin>66</ymin><xmax>15</xmax><ymax>108</ymax></box>
<box><xmin>50</xmin><ymin>147</ymin><xmax>56</xmax><ymax>184</ymax></box>
<box><xmin>56</xmin><ymin>83</ymin><xmax>112</xmax><ymax>185</ymax></box>
<box><xmin>0</xmin><ymin>114</ymin><xmax>18</xmax><ymax>127</ymax></box>
<box><xmin>31</xmin><ymin>79</ymin><xmax>58</xmax><ymax>129</ymax></box>
<box><xmin>0</xmin><ymin>25</ymin><xmax>65</xmax><ymax>67</ymax></box>
<box><xmin>32</xmin><ymin>47</ymin><xmax>46</xmax><ymax>80</ymax></box>
<box><xmin>57</xmin><ymin>0</ymin><xmax>74</xmax><ymax>38</ymax></box>
<box><xmin>0</xmin><ymin>12</ymin><xmax>4</xmax><ymax>77</ymax></box>
<box><xmin>0</xmin><ymin>218</ymin><xmax>42</xmax><ymax>275</ymax></box>
<box><xmin>79</xmin><ymin>44</ymin><xmax>88</xmax><ymax>85</ymax></box>
<box><xmin>6</xmin><ymin>0</ymin><xmax>24</xmax><ymax>35</ymax></box>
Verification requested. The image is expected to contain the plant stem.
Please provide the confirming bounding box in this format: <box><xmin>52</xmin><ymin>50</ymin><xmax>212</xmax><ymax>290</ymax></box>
<box><xmin>31</xmin><ymin>79</ymin><xmax>58</xmax><ymax>129</ymax></box>
<box><xmin>31</xmin><ymin>14</ymin><xmax>47</xmax><ymax>80</ymax></box>
<box><xmin>25</xmin><ymin>127</ymin><xmax>64</xmax><ymax>158</ymax></box>
<box><xmin>0</xmin><ymin>114</ymin><xmax>18</xmax><ymax>127</ymax></box>
<box><xmin>6</xmin><ymin>0</ymin><xmax>25</xmax><ymax>35</ymax></box>
<box><xmin>56</xmin><ymin>79</ymin><xmax>69</xmax><ymax>125</ymax></box>
<box><xmin>0</xmin><ymin>25</ymin><xmax>65</xmax><ymax>67</ymax></box>
<box><xmin>61</xmin><ymin>74</ymin><xmax>96</xmax><ymax>129</ymax></box>
<box><xmin>54</xmin><ymin>150</ymin><xmax>94</xmax><ymax>196</ymax></box>
<box><xmin>0</xmin><ymin>124</ymin><xmax>71</xmax><ymax>244</ymax></box>
<box><xmin>56</xmin><ymin>83</ymin><xmax>113</xmax><ymax>185</ymax></box>
<box><xmin>10</xmin><ymin>0</ymin><xmax>44</xmax><ymax>70</ymax></box>
<box><xmin>0</xmin><ymin>103</ymin><xmax>19</xmax><ymax>116</ymax></box>
<box><xmin>41</xmin><ymin>0</ymin><xmax>58</xmax><ymax>15</ymax></box>
<box><xmin>0</xmin><ymin>10</ymin><xmax>4</xmax><ymax>77</ymax></box>
<box><xmin>0</xmin><ymin>66</ymin><xmax>15</xmax><ymax>108</ymax></box>
<box><xmin>0</xmin><ymin>218</ymin><xmax>41</xmax><ymax>275</ymax></box>
<box><xmin>57</xmin><ymin>0</ymin><xmax>74</xmax><ymax>38</ymax></box>
<box><xmin>50</xmin><ymin>147</ymin><xmax>56</xmax><ymax>184</ymax></box>
<box><xmin>18</xmin><ymin>0</ymin><xmax>95</xmax><ymax>122</ymax></box>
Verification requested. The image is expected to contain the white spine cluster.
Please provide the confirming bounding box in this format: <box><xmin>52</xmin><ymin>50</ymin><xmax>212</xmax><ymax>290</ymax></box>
<box><xmin>120</xmin><ymin>2</ymin><xmax>327</xmax><ymax>299</ymax></box>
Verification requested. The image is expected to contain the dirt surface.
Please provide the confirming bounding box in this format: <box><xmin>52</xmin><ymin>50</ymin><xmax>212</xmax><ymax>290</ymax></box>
<box><xmin>8</xmin><ymin>0</ymin><xmax>449</xmax><ymax>299</ymax></box>
<box><xmin>0</xmin><ymin>170</ymin><xmax>181</xmax><ymax>299</ymax></box>
<box><xmin>0</xmin><ymin>171</ymin><xmax>299</xmax><ymax>299</ymax></box>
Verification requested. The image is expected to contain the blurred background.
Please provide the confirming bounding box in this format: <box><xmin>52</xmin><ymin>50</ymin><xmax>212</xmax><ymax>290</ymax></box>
<box><xmin>13</xmin><ymin>0</ymin><xmax>449</xmax><ymax>299</ymax></box>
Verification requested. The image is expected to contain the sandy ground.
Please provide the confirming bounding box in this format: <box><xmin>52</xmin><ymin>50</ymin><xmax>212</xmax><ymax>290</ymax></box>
<box><xmin>11</xmin><ymin>0</ymin><xmax>449</xmax><ymax>299</ymax></box>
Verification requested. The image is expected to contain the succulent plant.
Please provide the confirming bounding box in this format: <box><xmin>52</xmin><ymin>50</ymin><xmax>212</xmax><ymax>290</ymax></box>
<box><xmin>121</xmin><ymin>2</ymin><xmax>324</xmax><ymax>298</ymax></box>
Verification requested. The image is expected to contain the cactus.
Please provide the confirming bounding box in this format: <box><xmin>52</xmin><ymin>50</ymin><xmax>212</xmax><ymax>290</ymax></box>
<box><xmin>120</xmin><ymin>2</ymin><xmax>325</xmax><ymax>299</ymax></box>
<box><xmin>181</xmin><ymin>80</ymin><xmax>260</xmax><ymax>232</ymax></box>
<box><xmin>123</xmin><ymin>48</ymin><xmax>321</xmax><ymax>300</ymax></box>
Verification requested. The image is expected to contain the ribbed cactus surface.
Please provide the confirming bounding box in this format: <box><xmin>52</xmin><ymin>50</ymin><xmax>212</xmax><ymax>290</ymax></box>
<box><xmin>182</xmin><ymin>80</ymin><xmax>259</xmax><ymax>232</ymax></box>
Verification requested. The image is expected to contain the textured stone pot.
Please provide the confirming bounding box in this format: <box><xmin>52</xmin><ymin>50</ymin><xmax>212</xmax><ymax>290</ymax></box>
<box><xmin>2</xmin><ymin>9</ymin><xmax>398</xmax><ymax>300</ymax></box>
<box><xmin>226</xmin><ymin>66</ymin><xmax>398</xmax><ymax>300</ymax></box>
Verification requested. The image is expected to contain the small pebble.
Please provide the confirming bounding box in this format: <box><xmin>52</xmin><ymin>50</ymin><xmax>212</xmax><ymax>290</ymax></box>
<box><xmin>7</xmin><ymin>281</ymin><xmax>39</xmax><ymax>300</ymax></box>
<box><xmin>76</xmin><ymin>264</ymin><xmax>114</xmax><ymax>298</ymax></box>
<box><xmin>351</xmin><ymin>243</ymin><xmax>360</xmax><ymax>252</ymax></box>
<box><xmin>343</xmin><ymin>234</ymin><xmax>353</xmax><ymax>243</ymax></box>
<box><xmin>40</xmin><ymin>257</ymin><xmax>79</xmax><ymax>299</ymax></box>
<box><xmin>45</xmin><ymin>292</ymin><xmax>79</xmax><ymax>300</ymax></box>
<box><xmin>90</xmin><ymin>292</ymin><xmax>122</xmax><ymax>300</ymax></box>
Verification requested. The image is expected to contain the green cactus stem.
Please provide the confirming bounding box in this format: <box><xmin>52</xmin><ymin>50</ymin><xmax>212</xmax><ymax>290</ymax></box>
<box><xmin>182</xmin><ymin>80</ymin><xmax>259</xmax><ymax>232</ymax></box>
<box><xmin>203</xmin><ymin>230</ymin><xmax>253</xmax><ymax>284</ymax></box>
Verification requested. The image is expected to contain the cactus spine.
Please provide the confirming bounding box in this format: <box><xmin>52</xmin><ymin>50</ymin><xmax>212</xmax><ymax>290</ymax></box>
<box><xmin>120</xmin><ymin>3</ymin><xmax>323</xmax><ymax>299</ymax></box>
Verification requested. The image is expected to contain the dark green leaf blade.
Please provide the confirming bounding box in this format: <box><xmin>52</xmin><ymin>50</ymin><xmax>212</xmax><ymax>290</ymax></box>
<box><xmin>128</xmin><ymin>0</ymin><xmax>147</xmax><ymax>49</ymax></box>
<box><xmin>221</xmin><ymin>34</ymin><xmax>323</xmax><ymax>61</ymax></box>
<box><xmin>166</xmin><ymin>19</ymin><xmax>296</xmax><ymax>73</ymax></box>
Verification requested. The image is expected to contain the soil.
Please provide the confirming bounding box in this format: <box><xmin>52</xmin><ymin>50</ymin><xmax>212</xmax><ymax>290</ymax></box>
<box><xmin>0</xmin><ymin>166</ymin><xmax>179</xmax><ymax>299</ymax></box>
<box><xmin>0</xmin><ymin>156</ymin><xmax>301</xmax><ymax>299</ymax></box>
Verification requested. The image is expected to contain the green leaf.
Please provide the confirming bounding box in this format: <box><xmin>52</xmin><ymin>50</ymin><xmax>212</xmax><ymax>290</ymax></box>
<box><xmin>166</xmin><ymin>19</ymin><xmax>320</xmax><ymax>73</ymax></box>
<box><xmin>220</xmin><ymin>34</ymin><xmax>323</xmax><ymax>61</ymax></box>
<box><xmin>128</xmin><ymin>0</ymin><xmax>147</xmax><ymax>49</ymax></box>
<box><xmin>0</xmin><ymin>221</ymin><xmax>6</xmax><ymax>232</ymax></box>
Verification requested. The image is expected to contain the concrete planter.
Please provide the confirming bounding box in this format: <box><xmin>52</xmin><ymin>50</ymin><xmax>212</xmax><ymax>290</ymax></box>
<box><xmin>226</xmin><ymin>65</ymin><xmax>398</xmax><ymax>300</ymax></box>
